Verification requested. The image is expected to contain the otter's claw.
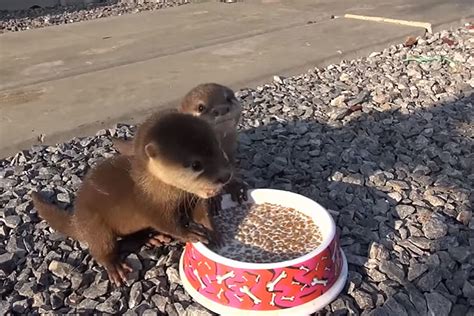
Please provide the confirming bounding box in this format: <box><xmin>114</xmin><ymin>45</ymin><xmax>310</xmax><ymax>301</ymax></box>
<box><xmin>185</xmin><ymin>222</ymin><xmax>211</xmax><ymax>244</ymax></box>
<box><xmin>106</xmin><ymin>261</ymin><xmax>133</xmax><ymax>287</ymax></box>
<box><xmin>226</xmin><ymin>180</ymin><xmax>248</xmax><ymax>204</ymax></box>
<box><xmin>145</xmin><ymin>233</ymin><xmax>172</xmax><ymax>247</ymax></box>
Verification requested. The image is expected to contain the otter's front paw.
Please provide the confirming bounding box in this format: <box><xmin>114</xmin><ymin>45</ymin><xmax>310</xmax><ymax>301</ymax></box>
<box><xmin>185</xmin><ymin>222</ymin><xmax>210</xmax><ymax>244</ymax></box>
<box><xmin>105</xmin><ymin>261</ymin><xmax>133</xmax><ymax>287</ymax></box>
<box><xmin>145</xmin><ymin>233</ymin><xmax>172</xmax><ymax>247</ymax></box>
<box><xmin>226</xmin><ymin>180</ymin><xmax>248</xmax><ymax>204</ymax></box>
<box><xmin>209</xmin><ymin>195</ymin><xmax>223</xmax><ymax>216</ymax></box>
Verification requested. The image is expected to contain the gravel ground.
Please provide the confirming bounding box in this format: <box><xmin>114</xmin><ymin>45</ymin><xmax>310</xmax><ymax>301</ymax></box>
<box><xmin>0</xmin><ymin>0</ymin><xmax>190</xmax><ymax>34</ymax></box>
<box><xmin>1</xmin><ymin>25</ymin><xmax>473</xmax><ymax>315</ymax></box>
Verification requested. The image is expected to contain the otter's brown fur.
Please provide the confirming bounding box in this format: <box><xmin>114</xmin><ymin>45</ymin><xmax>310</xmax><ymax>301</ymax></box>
<box><xmin>113</xmin><ymin>83</ymin><xmax>247</xmax><ymax>204</ymax></box>
<box><xmin>32</xmin><ymin>111</ymin><xmax>231</xmax><ymax>286</ymax></box>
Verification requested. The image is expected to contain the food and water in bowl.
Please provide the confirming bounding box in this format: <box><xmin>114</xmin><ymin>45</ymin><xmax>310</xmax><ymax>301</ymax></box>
<box><xmin>179</xmin><ymin>189</ymin><xmax>348</xmax><ymax>315</ymax></box>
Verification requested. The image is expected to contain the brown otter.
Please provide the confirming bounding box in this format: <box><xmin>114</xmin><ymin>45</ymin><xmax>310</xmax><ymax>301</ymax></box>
<box><xmin>32</xmin><ymin>111</ymin><xmax>231</xmax><ymax>286</ymax></box>
<box><xmin>113</xmin><ymin>83</ymin><xmax>248</xmax><ymax>206</ymax></box>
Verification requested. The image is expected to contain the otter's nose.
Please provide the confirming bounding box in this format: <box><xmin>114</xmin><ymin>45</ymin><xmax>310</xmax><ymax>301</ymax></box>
<box><xmin>217</xmin><ymin>171</ymin><xmax>231</xmax><ymax>184</ymax></box>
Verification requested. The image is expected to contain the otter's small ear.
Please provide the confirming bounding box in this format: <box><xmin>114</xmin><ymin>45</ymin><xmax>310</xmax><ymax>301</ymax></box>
<box><xmin>225</xmin><ymin>93</ymin><xmax>234</xmax><ymax>103</ymax></box>
<box><xmin>230</xmin><ymin>95</ymin><xmax>240</xmax><ymax>106</ymax></box>
<box><xmin>144</xmin><ymin>142</ymin><xmax>159</xmax><ymax>158</ymax></box>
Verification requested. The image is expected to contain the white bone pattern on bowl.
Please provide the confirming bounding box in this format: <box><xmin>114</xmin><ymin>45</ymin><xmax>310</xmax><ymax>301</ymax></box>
<box><xmin>182</xmin><ymin>234</ymin><xmax>343</xmax><ymax>310</ymax></box>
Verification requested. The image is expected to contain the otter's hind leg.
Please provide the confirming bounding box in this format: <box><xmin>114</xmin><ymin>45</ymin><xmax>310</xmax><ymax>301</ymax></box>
<box><xmin>86</xmin><ymin>228</ymin><xmax>132</xmax><ymax>286</ymax></box>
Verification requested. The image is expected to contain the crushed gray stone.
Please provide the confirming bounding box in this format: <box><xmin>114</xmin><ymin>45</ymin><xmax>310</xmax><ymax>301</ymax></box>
<box><xmin>0</xmin><ymin>0</ymin><xmax>190</xmax><ymax>34</ymax></box>
<box><xmin>1</xmin><ymin>25</ymin><xmax>473</xmax><ymax>315</ymax></box>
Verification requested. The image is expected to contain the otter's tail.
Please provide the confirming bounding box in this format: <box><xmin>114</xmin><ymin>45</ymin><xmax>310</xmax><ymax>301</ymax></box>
<box><xmin>31</xmin><ymin>191</ymin><xmax>77</xmax><ymax>239</ymax></box>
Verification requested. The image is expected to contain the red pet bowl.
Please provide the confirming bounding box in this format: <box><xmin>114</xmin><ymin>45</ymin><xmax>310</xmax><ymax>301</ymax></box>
<box><xmin>179</xmin><ymin>189</ymin><xmax>347</xmax><ymax>315</ymax></box>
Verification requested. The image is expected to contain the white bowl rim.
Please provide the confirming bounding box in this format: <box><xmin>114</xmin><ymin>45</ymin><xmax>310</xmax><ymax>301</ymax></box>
<box><xmin>192</xmin><ymin>188</ymin><xmax>336</xmax><ymax>270</ymax></box>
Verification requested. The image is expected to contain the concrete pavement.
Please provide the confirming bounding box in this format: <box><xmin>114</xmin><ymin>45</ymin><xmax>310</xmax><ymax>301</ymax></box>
<box><xmin>0</xmin><ymin>0</ymin><xmax>473</xmax><ymax>158</ymax></box>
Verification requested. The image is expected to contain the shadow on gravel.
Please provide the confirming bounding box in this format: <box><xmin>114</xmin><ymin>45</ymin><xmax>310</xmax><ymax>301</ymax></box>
<box><xmin>2</xmin><ymin>89</ymin><xmax>471</xmax><ymax>314</ymax></box>
<box><xmin>237</xmin><ymin>93</ymin><xmax>472</xmax><ymax>215</ymax></box>
<box><xmin>98</xmin><ymin>91</ymin><xmax>472</xmax><ymax>314</ymax></box>
<box><xmin>234</xmin><ymin>93</ymin><xmax>473</xmax><ymax>314</ymax></box>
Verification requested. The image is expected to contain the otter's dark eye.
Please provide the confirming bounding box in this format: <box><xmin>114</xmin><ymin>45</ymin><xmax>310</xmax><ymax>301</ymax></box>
<box><xmin>191</xmin><ymin>161</ymin><xmax>202</xmax><ymax>172</ymax></box>
<box><xmin>226</xmin><ymin>95</ymin><xmax>234</xmax><ymax>102</ymax></box>
<box><xmin>197</xmin><ymin>104</ymin><xmax>205</xmax><ymax>113</ymax></box>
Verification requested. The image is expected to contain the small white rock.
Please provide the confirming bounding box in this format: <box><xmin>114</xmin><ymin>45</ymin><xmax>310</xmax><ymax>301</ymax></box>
<box><xmin>273</xmin><ymin>75</ymin><xmax>284</xmax><ymax>84</ymax></box>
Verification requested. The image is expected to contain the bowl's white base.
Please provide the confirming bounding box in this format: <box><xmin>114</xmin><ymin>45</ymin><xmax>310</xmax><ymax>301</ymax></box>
<box><xmin>179</xmin><ymin>249</ymin><xmax>348</xmax><ymax>316</ymax></box>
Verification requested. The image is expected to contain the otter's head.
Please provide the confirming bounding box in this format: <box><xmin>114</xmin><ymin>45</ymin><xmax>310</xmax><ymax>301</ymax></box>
<box><xmin>179</xmin><ymin>83</ymin><xmax>241</xmax><ymax>128</ymax></box>
<box><xmin>137</xmin><ymin>112</ymin><xmax>232</xmax><ymax>198</ymax></box>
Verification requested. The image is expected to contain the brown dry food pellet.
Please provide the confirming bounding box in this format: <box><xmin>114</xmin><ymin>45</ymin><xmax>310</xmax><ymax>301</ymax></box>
<box><xmin>210</xmin><ymin>202</ymin><xmax>323</xmax><ymax>263</ymax></box>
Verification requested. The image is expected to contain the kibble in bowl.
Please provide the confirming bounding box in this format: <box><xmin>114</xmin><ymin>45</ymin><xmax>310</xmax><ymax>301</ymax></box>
<box><xmin>179</xmin><ymin>189</ymin><xmax>348</xmax><ymax>315</ymax></box>
<box><xmin>211</xmin><ymin>202</ymin><xmax>324</xmax><ymax>263</ymax></box>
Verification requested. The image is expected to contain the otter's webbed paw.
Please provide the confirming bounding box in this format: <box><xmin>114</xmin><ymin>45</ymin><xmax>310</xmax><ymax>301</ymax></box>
<box><xmin>225</xmin><ymin>179</ymin><xmax>248</xmax><ymax>204</ymax></box>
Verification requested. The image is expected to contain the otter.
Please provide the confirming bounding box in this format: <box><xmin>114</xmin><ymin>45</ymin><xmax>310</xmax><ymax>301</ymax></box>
<box><xmin>113</xmin><ymin>83</ymin><xmax>248</xmax><ymax>207</ymax></box>
<box><xmin>32</xmin><ymin>111</ymin><xmax>231</xmax><ymax>286</ymax></box>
